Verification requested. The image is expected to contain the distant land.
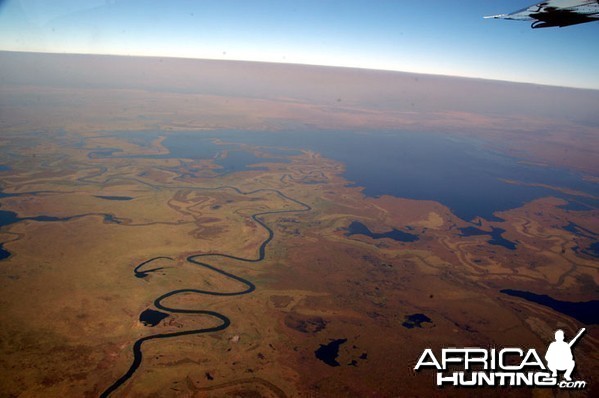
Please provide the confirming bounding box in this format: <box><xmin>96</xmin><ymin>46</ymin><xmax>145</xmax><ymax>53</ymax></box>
<box><xmin>1</xmin><ymin>51</ymin><xmax>597</xmax><ymax>175</ymax></box>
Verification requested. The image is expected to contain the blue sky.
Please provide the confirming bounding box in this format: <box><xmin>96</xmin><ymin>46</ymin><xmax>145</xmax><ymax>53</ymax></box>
<box><xmin>1</xmin><ymin>0</ymin><xmax>598</xmax><ymax>89</ymax></box>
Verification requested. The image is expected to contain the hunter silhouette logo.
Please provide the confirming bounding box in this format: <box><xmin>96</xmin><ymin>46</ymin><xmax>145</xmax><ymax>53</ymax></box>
<box><xmin>414</xmin><ymin>328</ymin><xmax>587</xmax><ymax>389</ymax></box>
<box><xmin>545</xmin><ymin>328</ymin><xmax>585</xmax><ymax>382</ymax></box>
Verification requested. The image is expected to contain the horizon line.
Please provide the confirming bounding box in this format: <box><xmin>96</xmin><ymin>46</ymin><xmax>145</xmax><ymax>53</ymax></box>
<box><xmin>2</xmin><ymin>49</ymin><xmax>597</xmax><ymax>92</ymax></box>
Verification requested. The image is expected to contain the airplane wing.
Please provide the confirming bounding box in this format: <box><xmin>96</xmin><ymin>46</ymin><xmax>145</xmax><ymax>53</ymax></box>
<box><xmin>485</xmin><ymin>0</ymin><xmax>599</xmax><ymax>28</ymax></box>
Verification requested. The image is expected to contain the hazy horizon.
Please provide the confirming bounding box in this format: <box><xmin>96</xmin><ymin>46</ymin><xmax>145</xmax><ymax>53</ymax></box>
<box><xmin>5</xmin><ymin>49</ymin><xmax>599</xmax><ymax>92</ymax></box>
<box><xmin>2</xmin><ymin>51</ymin><xmax>597</xmax><ymax>121</ymax></box>
<box><xmin>2</xmin><ymin>50</ymin><xmax>597</xmax><ymax>175</ymax></box>
<box><xmin>1</xmin><ymin>1</ymin><xmax>598</xmax><ymax>89</ymax></box>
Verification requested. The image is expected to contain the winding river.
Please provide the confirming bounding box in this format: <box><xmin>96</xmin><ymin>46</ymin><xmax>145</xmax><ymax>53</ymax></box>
<box><xmin>100</xmin><ymin>187</ymin><xmax>311</xmax><ymax>397</ymax></box>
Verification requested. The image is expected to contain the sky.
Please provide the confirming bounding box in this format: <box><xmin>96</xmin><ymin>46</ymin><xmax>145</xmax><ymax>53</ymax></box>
<box><xmin>0</xmin><ymin>0</ymin><xmax>598</xmax><ymax>89</ymax></box>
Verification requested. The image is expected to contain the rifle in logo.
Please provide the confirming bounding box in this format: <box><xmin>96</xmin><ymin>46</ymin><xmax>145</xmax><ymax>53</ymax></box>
<box><xmin>414</xmin><ymin>327</ymin><xmax>588</xmax><ymax>389</ymax></box>
<box><xmin>545</xmin><ymin>328</ymin><xmax>585</xmax><ymax>382</ymax></box>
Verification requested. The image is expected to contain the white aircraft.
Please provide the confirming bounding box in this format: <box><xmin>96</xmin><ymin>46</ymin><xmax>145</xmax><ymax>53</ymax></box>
<box><xmin>485</xmin><ymin>0</ymin><xmax>599</xmax><ymax>28</ymax></box>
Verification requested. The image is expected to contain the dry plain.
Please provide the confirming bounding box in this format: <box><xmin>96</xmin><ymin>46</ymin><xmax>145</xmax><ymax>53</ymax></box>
<box><xmin>0</xmin><ymin>52</ymin><xmax>597</xmax><ymax>397</ymax></box>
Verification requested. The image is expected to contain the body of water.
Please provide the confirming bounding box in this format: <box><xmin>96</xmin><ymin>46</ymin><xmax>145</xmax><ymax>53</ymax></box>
<box><xmin>346</xmin><ymin>221</ymin><xmax>419</xmax><ymax>242</ymax></box>
<box><xmin>102</xmin><ymin>130</ymin><xmax>598</xmax><ymax>221</ymax></box>
<box><xmin>206</xmin><ymin>130</ymin><xmax>598</xmax><ymax>222</ymax></box>
<box><xmin>562</xmin><ymin>222</ymin><xmax>598</xmax><ymax>258</ymax></box>
<box><xmin>0</xmin><ymin>244</ymin><xmax>9</xmax><ymax>260</ymax></box>
<box><xmin>315</xmin><ymin>338</ymin><xmax>347</xmax><ymax>367</ymax></box>
<box><xmin>402</xmin><ymin>313</ymin><xmax>433</xmax><ymax>329</ymax></box>
<box><xmin>459</xmin><ymin>226</ymin><xmax>517</xmax><ymax>250</ymax></box>
<box><xmin>139</xmin><ymin>309</ymin><xmax>169</xmax><ymax>327</ymax></box>
<box><xmin>102</xmin><ymin>131</ymin><xmax>295</xmax><ymax>174</ymax></box>
<box><xmin>501</xmin><ymin>289</ymin><xmax>599</xmax><ymax>325</ymax></box>
<box><xmin>95</xmin><ymin>195</ymin><xmax>134</xmax><ymax>201</ymax></box>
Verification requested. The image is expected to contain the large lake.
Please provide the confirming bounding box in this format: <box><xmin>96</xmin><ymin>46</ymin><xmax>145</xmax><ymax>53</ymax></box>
<box><xmin>94</xmin><ymin>134</ymin><xmax>280</xmax><ymax>174</ymax></box>
<box><xmin>116</xmin><ymin>130</ymin><xmax>598</xmax><ymax>221</ymax></box>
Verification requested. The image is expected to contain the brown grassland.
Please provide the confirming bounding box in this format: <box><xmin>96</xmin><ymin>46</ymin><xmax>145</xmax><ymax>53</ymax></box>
<box><xmin>0</xmin><ymin>54</ymin><xmax>597</xmax><ymax>397</ymax></box>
